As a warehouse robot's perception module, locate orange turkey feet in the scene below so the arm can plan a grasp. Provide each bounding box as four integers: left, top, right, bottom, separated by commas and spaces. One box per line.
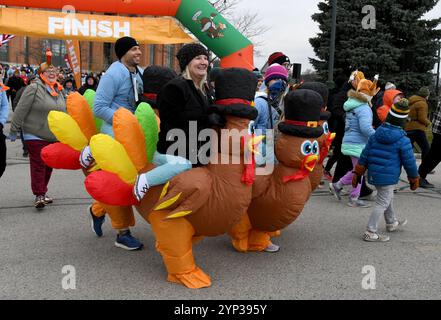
229, 214, 252, 253
149, 210, 211, 289
167, 267, 212, 289
248, 229, 271, 252
268, 230, 281, 238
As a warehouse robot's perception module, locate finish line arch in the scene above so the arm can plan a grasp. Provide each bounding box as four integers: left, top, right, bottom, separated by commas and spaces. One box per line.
1, 0, 254, 69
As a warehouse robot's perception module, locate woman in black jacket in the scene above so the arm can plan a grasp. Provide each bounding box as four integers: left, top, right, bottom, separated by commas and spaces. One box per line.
157, 43, 212, 167
78, 74, 98, 95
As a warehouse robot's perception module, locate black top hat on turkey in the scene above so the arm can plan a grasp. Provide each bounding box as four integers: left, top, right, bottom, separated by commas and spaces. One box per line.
210, 68, 258, 120
142, 66, 177, 109
279, 89, 324, 138
298, 82, 331, 121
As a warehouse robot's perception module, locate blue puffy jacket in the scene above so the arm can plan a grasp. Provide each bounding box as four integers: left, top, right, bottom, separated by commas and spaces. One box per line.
358, 123, 418, 186
341, 90, 376, 157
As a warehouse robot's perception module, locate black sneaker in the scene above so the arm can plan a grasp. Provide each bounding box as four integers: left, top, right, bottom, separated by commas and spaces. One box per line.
34, 195, 46, 209
420, 178, 435, 189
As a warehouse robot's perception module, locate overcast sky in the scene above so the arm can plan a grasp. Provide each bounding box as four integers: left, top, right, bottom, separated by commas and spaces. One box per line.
234, 0, 441, 71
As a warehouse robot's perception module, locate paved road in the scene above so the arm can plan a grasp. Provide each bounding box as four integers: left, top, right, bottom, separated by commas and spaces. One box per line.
1, 124, 441, 300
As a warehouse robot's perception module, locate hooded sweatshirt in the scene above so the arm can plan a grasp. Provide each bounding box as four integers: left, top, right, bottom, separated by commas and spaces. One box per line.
341, 90, 376, 158
376, 89, 403, 123
358, 123, 418, 186
405, 95, 431, 132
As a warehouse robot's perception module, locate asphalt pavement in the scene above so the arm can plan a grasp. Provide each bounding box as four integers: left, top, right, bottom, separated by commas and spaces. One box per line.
1, 122, 441, 300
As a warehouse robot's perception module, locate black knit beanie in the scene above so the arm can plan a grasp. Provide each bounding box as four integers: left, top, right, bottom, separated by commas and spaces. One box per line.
176, 43, 209, 72
115, 36, 139, 60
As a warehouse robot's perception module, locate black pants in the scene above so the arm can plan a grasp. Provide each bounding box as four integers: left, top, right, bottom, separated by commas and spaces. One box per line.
418, 133, 441, 178
332, 154, 372, 197
0, 126, 6, 178
406, 130, 430, 160
324, 141, 342, 172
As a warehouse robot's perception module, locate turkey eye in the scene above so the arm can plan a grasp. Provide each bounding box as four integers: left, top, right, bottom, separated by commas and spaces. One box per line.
312, 141, 319, 155
323, 122, 329, 134
248, 120, 255, 134
301, 141, 313, 156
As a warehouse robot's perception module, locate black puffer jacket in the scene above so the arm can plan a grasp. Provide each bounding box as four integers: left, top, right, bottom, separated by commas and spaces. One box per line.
157, 76, 211, 166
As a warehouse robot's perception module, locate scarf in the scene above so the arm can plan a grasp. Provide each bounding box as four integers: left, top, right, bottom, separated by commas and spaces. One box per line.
39, 74, 63, 97
0, 83, 10, 92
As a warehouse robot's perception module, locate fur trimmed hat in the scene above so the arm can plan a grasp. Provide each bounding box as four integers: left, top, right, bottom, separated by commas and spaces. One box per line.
357, 79, 380, 97
176, 43, 209, 72
386, 98, 410, 128
348, 70, 365, 89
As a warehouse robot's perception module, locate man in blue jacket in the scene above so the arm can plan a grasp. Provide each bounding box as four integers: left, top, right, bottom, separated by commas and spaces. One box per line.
1, 65, 10, 178
80, 36, 144, 251
352, 98, 419, 242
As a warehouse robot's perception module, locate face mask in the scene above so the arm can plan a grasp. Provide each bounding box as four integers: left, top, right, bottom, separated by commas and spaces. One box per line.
268, 80, 286, 100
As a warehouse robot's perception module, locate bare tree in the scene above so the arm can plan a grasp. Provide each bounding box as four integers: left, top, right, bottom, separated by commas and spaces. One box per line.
209, 0, 269, 57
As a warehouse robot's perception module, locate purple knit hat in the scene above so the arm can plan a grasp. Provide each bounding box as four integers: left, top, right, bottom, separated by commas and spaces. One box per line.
264, 63, 289, 85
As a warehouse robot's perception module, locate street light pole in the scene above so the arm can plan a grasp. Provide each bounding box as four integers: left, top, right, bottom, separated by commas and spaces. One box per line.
328, 0, 337, 83
436, 43, 440, 95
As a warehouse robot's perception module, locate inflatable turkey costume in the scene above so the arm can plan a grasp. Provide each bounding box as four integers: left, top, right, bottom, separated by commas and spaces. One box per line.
298, 82, 336, 191
40, 91, 138, 231
229, 89, 325, 252
85, 68, 261, 289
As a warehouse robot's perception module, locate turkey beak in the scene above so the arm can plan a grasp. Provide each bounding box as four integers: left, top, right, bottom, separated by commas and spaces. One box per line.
304, 154, 319, 172
248, 135, 265, 155
329, 132, 336, 141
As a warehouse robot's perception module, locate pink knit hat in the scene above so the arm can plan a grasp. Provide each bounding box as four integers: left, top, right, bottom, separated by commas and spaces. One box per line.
264, 63, 289, 85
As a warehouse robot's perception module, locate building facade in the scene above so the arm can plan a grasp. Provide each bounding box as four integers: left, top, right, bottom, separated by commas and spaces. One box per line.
0, 36, 183, 73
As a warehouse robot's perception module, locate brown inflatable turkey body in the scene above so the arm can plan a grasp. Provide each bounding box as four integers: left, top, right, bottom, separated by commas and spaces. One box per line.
296, 82, 335, 191
230, 89, 325, 252
116, 68, 259, 289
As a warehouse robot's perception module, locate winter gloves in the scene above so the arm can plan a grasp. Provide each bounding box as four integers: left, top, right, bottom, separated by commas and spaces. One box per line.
352, 164, 366, 188
408, 177, 420, 191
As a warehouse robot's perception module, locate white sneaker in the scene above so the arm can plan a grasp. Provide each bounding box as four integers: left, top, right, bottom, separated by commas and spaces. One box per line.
386, 219, 407, 232
363, 231, 390, 242
329, 183, 342, 200
347, 197, 371, 208
263, 242, 280, 253
79, 146, 94, 169
134, 174, 149, 202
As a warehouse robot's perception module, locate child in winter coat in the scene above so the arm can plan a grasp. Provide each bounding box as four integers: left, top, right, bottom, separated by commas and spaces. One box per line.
329, 78, 379, 207
352, 98, 419, 242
